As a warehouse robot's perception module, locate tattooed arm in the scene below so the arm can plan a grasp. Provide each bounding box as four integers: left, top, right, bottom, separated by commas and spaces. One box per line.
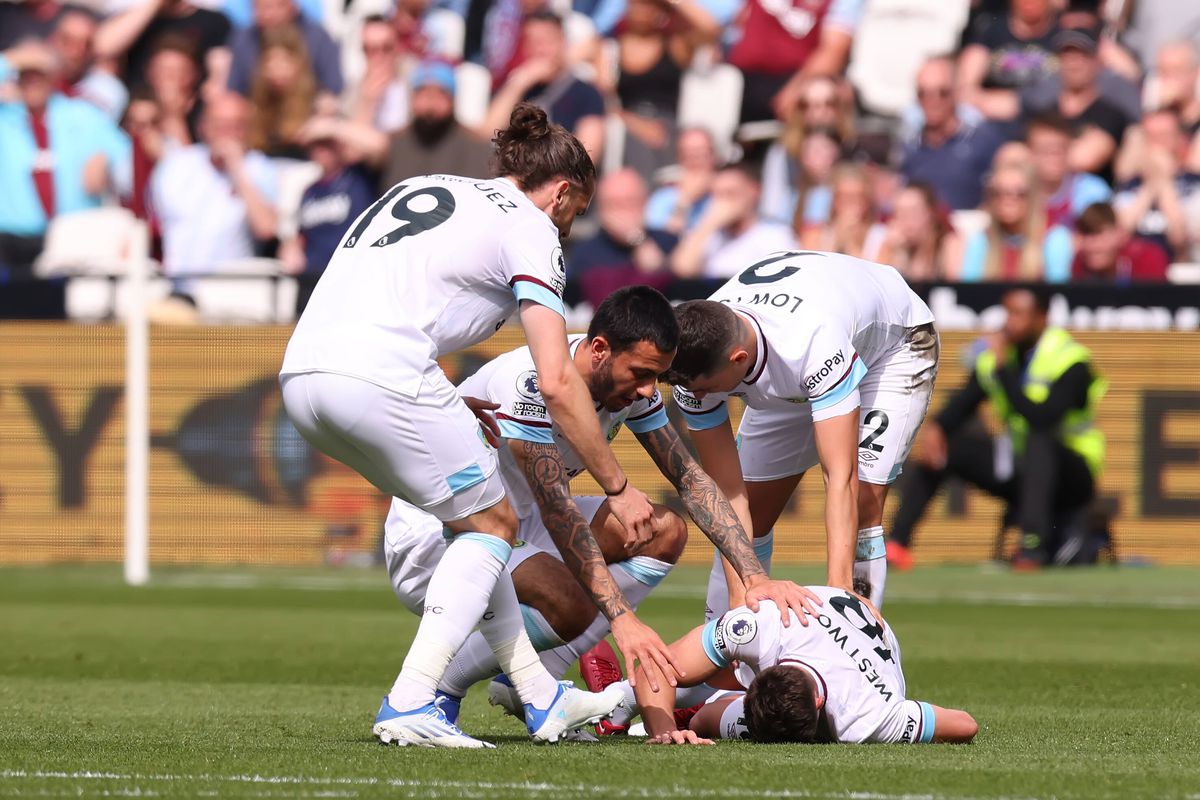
636, 422, 823, 625
634, 424, 764, 584
513, 438, 683, 689
515, 438, 632, 621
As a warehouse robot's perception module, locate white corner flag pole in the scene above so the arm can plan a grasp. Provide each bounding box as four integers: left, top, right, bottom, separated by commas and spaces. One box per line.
124, 255, 150, 586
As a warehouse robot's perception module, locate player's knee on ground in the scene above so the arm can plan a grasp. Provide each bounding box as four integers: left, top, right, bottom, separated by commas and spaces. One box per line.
511, 553, 596, 642
642, 506, 688, 563
744, 665, 821, 744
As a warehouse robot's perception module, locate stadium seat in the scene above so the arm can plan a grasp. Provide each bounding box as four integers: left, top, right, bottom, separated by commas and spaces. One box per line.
426, 8, 466, 62
275, 160, 323, 241
455, 61, 493, 130
1167, 262, 1200, 284
679, 63, 744, 161
34, 207, 150, 278
847, 0, 970, 117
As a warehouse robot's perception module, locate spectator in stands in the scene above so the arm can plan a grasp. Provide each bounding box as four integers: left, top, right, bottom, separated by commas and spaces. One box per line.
1058, 0, 1140, 84
94, 0, 230, 96
594, 0, 718, 178
1154, 41, 1200, 137
0, 42, 130, 272
227, 0, 342, 101
761, 125, 838, 231
568, 167, 676, 308
345, 15, 411, 133
670, 162, 797, 279
378, 60, 492, 187
957, 0, 1060, 121
1113, 108, 1200, 262
280, 117, 374, 314
247, 25, 317, 159
1019, 26, 1133, 183
120, 87, 166, 223
901, 56, 1003, 211
40, 9, 129, 122
1072, 201, 1169, 283
1027, 112, 1111, 229
1121, 0, 1200, 75
727, 0, 864, 123
961, 162, 1072, 282
144, 34, 201, 146
0, 0, 72, 51
791, 75, 859, 154
484, 10, 605, 161
799, 162, 885, 260
150, 91, 279, 281
877, 183, 964, 282
644, 125, 717, 234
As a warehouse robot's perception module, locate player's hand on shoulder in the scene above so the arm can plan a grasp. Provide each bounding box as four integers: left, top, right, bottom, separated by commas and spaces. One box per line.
744, 578, 823, 627
646, 730, 714, 746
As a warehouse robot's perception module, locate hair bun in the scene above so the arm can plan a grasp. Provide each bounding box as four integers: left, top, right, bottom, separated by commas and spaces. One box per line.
506, 102, 551, 141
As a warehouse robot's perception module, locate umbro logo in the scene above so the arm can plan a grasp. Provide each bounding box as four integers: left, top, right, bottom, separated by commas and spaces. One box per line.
858, 451, 879, 462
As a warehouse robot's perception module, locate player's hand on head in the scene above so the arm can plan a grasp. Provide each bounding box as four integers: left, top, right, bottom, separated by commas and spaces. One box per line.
646, 730, 714, 746
607, 483, 654, 552
612, 613, 684, 692
462, 396, 501, 448
744, 579, 823, 627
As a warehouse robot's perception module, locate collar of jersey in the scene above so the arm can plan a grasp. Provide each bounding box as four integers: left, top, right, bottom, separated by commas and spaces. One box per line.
732, 308, 769, 386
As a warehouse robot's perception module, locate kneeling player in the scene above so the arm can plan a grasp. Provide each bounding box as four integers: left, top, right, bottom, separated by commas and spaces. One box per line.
387, 287, 819, 730
629, 588, 977, 745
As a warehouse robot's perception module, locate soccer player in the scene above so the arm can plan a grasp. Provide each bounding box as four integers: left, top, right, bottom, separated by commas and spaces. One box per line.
386, 286, 820, 728
631, 590, 978, 745
665, 250, 940, 613
279, 104, 665, 748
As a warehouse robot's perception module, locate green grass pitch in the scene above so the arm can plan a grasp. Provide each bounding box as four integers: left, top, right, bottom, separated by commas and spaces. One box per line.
2, 563, 1199, 799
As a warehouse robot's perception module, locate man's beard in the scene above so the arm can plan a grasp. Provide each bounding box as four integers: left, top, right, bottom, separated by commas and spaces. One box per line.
412, 114, 454, 147
589, 360, 622, 411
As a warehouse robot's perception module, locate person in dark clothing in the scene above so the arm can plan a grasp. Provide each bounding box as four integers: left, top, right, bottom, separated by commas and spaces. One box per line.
888, 287, 1106, 570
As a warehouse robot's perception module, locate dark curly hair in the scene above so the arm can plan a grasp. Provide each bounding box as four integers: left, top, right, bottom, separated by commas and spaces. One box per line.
491, 102, 596, 198
744, 665, 821, 744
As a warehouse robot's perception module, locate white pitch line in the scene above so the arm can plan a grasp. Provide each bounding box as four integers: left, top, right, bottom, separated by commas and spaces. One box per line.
0, 770, 1057, 800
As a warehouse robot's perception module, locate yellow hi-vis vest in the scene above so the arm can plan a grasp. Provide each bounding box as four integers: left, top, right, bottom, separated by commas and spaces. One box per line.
975, 327, 1107, 477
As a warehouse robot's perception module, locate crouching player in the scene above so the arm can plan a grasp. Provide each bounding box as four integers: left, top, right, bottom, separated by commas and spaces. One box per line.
631, 588, 978, 745
386, 287, 820, 731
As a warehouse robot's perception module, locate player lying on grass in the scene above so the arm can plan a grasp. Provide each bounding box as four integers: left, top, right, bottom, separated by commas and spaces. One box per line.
667, 250, 940, 614
386, 287, 820, 734
625, 588, 977, 745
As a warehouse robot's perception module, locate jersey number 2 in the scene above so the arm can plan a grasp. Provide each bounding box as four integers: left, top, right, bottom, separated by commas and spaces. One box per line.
342, 183, 456, 249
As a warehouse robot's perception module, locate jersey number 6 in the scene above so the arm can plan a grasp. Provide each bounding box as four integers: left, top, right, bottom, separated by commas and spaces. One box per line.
342, 183, 457, 249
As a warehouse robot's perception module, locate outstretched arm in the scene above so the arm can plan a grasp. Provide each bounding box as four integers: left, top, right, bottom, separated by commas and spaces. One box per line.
514, 438, 681, 691
633, 626, 722, 738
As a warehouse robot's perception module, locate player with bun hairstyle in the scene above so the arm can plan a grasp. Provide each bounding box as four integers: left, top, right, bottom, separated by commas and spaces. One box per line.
280, 103, 677, 748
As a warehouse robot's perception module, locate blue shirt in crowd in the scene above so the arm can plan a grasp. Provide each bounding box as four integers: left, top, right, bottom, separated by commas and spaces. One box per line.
901, 121, 1005, 211
297, 167, 375, 272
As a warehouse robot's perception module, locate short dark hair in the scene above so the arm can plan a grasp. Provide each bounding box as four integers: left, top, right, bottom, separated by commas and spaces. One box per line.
744, 665, 821, 744
1026, 110, 1073, 140
587, 286, 679, 355
718, 160, 762, 185
662, 300, 741, 385
491, 103, 596, 198
522, 8, 564, 27
1075, 201, 1117, 234
1003, 284, 1052, 314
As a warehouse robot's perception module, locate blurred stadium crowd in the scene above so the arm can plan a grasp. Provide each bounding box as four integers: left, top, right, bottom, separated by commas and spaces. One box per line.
2, 0, 1199, 320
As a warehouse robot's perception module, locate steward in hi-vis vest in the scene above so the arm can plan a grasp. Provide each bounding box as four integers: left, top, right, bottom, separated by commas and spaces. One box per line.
888, 287, 1105, 569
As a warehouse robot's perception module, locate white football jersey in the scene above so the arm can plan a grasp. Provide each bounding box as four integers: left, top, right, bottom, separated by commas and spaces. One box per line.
673, 250, 933, 428
457, 335, 669, 518
702, 590, 936, 744
281, 175, 567, 396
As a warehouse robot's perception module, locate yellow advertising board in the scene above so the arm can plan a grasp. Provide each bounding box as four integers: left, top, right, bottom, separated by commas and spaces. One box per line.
0, 323, 1197, 566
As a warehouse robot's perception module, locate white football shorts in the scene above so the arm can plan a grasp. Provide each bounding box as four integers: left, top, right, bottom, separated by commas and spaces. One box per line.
383, 495, 607, 615
280, 366, 504, 522
737, 324, 940, 486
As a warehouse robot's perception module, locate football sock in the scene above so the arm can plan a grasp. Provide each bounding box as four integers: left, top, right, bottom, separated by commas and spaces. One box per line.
387, 532, 510, 712
437, 604, 565, 698
477, 570, 560, 708
705, 530, 774, 621
853, 525, 887, 607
